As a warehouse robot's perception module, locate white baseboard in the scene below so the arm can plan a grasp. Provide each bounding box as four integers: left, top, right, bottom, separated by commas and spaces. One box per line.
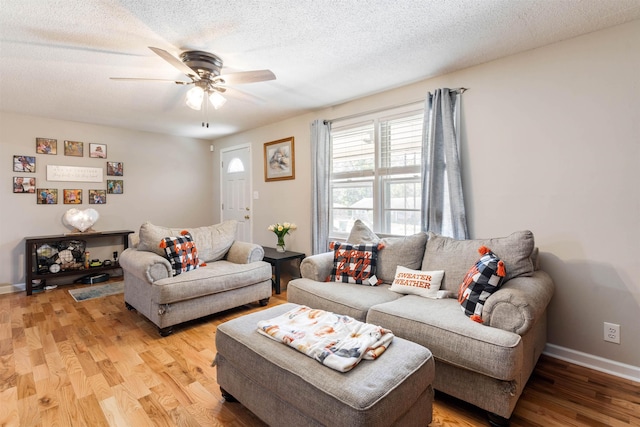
0, 282, 25, 295
544, 343, 640, 383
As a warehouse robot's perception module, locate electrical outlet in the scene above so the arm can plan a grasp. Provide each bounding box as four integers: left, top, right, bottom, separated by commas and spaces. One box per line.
604, 322, 620, 344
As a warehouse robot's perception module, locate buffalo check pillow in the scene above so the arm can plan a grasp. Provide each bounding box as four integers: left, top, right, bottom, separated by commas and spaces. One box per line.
326, 242, 384, 285
457, 246, 506, 323
159, 231, 200, 276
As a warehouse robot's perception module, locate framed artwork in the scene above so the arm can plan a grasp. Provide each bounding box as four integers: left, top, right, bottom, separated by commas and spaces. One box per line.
13, 155, 36, 172
264, 136, 295, 182
89, 189, 106, 204
107, 179, 123, 194
37, 188, 58, 204
89, 143, 107, 158
63, 189, 82, 204
106, 161, 123, 176
64, 140, 84, 157
13, 177, 36, 193
36, 138, 57, 155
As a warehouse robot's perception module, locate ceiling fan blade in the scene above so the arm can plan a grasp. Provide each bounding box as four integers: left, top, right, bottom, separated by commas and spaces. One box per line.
216, 70, 276, 85
222, 87, 266, 105
148, 46, 200, 80
110, 77, 190, 85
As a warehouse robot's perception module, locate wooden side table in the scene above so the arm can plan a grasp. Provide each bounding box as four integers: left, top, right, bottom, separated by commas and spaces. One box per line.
262, 247, 305, 294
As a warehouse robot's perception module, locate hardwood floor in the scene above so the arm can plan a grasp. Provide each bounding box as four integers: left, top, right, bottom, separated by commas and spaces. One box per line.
1, 280, 638, 426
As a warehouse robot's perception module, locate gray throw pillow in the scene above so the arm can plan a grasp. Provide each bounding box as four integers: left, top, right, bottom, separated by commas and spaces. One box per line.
421, 230, 535, 292
347, 219, 428, 284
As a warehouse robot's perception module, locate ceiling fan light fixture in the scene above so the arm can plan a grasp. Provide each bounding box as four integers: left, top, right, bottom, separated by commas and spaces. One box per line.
209, 91, 227, 109
186, 85, 205, 110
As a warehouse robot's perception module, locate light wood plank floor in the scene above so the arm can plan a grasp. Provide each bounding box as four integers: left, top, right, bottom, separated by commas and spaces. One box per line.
1, 280, 638, 426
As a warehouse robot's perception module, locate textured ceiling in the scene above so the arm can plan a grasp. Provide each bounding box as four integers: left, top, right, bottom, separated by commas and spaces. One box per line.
1, 1, 640, 139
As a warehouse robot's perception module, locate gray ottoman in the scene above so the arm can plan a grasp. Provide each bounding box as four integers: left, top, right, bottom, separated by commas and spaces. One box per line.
215, 303, 434, 427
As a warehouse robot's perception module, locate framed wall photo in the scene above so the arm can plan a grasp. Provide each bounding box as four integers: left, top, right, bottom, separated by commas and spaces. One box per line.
264, 136, 295, 182
37, 188, 58, 204
107, 179, 123, 194
36, 138, 57, 155
106, 161, 123, 176
13, 177, 36, 193
89, 143, 107, 158
13, 155, 36, 172
64, 140, 84, 157
89, 189, 106, 204
63, 189, 82, 204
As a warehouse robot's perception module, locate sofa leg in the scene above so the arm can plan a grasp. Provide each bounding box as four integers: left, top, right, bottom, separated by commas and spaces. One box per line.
259, 297, 270, 307
487, 412, 510, 427
220, 387, 238, 402
159, 326, 173, 337
125, 302, 135, 311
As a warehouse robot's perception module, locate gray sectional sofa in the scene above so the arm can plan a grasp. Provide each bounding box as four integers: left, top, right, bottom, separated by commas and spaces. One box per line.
120, 220, 272, 336
288, 221, 554, 423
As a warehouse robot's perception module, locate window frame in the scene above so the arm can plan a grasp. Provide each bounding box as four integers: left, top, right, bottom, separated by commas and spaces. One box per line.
329, 103, 424, 239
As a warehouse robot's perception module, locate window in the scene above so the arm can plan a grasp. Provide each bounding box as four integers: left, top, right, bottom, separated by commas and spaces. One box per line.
329, 105, 424, 237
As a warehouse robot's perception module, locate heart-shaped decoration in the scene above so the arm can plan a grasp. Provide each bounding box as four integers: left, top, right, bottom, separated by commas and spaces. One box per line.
63, 208, 99, 232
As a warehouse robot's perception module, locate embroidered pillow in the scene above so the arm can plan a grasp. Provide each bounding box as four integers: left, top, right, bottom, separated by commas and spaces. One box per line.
160, 231, 200, 276
389, 266, 444, 298
458, 246, 506, 323
326, 242, 383, 285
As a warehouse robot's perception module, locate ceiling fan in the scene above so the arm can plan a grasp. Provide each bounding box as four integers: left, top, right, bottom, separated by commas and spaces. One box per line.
111, 47, 276, 115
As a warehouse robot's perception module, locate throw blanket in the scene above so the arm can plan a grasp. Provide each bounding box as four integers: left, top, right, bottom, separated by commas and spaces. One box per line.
257, 305, 394, 372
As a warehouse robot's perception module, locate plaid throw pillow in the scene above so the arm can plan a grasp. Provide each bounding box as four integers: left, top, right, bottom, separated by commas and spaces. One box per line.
326, 242, 384, 285
458, 246, 506, 323
159, 231, 200, 276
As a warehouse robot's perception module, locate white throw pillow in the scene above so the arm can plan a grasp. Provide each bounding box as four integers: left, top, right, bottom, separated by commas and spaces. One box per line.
389, 266, 444, 299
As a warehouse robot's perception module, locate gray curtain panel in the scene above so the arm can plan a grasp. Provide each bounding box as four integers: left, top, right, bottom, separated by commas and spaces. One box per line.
421, 89, 468, 239
311, 119, 331, 254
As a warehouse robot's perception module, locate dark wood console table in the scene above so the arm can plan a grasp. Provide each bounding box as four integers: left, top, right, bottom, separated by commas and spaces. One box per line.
25, 230, 133, 296
262, 247, 306, 294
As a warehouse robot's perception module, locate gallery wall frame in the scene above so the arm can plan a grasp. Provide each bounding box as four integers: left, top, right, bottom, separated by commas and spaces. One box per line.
264, 136, 295, 182
13, 177, 36, 193
64, 140, 84, 157
89, 143, 107, 158
13, 155, 36, 172
36, 138, 57, 155
47, 165, 103, 182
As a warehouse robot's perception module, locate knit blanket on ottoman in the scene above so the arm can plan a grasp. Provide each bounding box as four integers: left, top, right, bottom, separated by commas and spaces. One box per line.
257, 305, 394, 372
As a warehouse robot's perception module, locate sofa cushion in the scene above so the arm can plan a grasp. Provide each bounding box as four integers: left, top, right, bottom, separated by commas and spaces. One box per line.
367, 296, 523, 381
347, 219, 428, 284
390, 266, 444, 299
287, 278, 403, 322
422, 230, 535, 292
188, 220, 237, 262
137, 220, 238, 262
160, 232, 200, 276
327, 242, 383, 285
458, 246, 506, 323
152, 260, 271, 304
138, 222, 177, 257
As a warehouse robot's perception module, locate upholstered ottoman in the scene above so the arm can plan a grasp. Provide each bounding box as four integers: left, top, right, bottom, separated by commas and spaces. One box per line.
215, 303, 435, 427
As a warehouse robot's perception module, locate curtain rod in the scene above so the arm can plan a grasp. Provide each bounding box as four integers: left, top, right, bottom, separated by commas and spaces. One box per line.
324, 87, 467, 125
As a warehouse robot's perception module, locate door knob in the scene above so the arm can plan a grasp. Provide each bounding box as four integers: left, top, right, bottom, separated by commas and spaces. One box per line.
244, 215, 250, 219
245, 207, 250, 211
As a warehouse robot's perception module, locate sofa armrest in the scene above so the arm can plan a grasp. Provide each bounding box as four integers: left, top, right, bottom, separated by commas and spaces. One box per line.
119, 247, 171, 283
482, 270, 555, 335
300, 251, 334, 282
225, 241, 264, 264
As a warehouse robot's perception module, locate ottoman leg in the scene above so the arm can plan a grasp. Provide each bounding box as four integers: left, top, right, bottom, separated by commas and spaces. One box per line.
220, 387, 238, 402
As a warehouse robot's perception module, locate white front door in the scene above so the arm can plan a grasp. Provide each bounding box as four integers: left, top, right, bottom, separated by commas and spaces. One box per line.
221, 145, 252, 241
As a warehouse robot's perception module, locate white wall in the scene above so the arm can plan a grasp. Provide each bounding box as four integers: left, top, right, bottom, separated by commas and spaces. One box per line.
0, 114, 215, 286
212, 21, 640, 369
